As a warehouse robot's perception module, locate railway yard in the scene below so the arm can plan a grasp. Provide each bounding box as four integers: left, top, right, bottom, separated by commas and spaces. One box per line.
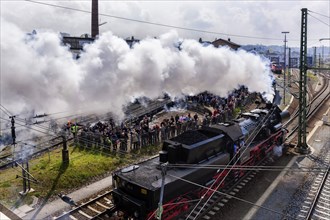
1, 2, 330, 219
0, 69, 328, 220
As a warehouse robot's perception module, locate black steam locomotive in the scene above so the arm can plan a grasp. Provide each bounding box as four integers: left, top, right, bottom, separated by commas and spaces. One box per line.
112, 98, 289, 219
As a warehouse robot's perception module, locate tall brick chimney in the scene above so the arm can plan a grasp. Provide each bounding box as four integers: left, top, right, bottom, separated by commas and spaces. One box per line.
91, 0, 99, 38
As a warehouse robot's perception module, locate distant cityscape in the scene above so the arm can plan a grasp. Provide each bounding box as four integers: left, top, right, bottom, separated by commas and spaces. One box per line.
242, 44, 330, 68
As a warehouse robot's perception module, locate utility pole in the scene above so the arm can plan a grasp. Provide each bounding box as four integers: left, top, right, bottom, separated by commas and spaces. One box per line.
296, 8, 310, 154
282, 31, 289, 105
62, 135, 69, 163
156, 162, 167, 220
9, 115, 17, 160
9, 116, 16, 145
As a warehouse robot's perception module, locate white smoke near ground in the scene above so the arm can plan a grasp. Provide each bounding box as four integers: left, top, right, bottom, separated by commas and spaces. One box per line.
1, 18, 273, 123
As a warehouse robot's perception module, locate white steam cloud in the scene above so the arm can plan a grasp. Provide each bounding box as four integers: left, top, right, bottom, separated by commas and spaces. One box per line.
1, 18, 273, 120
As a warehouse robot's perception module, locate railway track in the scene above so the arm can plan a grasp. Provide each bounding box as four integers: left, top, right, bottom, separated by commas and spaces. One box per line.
61, 76, 327, 220
54, 190, 116, 220
124, 98, 173, 123
284, 72, 329, 143
52, 143, 280, 220
190, 73, 329, 220
0, 98, 172, 171
297, 149, 330, 220
178, 157, 274, 220
18, 73, 330, 220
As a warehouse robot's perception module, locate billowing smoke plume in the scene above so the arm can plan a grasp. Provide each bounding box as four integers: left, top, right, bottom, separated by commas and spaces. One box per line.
1, 18, 273, 121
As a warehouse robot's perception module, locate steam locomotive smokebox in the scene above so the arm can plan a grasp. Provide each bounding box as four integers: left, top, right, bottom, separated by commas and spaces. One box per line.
159, 151, 168, 163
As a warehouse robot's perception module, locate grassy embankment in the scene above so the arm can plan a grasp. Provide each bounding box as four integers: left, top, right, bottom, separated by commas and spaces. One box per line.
0, 143, 161, 208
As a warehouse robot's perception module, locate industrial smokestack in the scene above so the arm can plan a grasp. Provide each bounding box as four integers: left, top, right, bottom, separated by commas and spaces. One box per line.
91, 0, 99, 38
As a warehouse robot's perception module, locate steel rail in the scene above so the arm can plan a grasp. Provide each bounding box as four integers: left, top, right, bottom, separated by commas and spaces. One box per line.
305, 153, 330, 220
54, 190, 115, 220
284, 74, 329, 141
180, 157, 280, 220
189, 73, 329, 220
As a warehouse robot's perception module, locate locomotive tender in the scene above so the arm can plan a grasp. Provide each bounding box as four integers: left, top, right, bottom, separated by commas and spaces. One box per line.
112, 99, 289, 219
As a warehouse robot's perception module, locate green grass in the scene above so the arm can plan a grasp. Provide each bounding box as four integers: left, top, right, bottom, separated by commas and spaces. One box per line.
307, 71, 318, 80
0, 144, 160, 207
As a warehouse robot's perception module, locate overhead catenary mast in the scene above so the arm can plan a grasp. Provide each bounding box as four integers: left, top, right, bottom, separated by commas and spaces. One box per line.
296, 8, 309, 154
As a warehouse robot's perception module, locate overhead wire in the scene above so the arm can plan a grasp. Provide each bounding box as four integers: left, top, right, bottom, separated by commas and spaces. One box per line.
0, 117, 57, 137
15, 117, 56, 133
1, 107, 143, 161
5, 1, 324, 209
308, 10, 330, 19
166, 172, 297, 219
1, 110, 104, 140
186, 107, 278, 219
5, 1, 321, 214
75, 133, 157, 159
4, 0, 329, 217
166, 164, 329, 173
0, 106, 12, 117
4, 126, 322, 219
3, 112, 306, 219
308, 13, 330, 27
24, 0, 286, 42
146, 198, 201, 220
7, 124, 148, 160
6, 139, 151, 196
1, 101, 120, 135
4, 132, 119, 165
0, 105, 62, 134
10, 102, 126, 135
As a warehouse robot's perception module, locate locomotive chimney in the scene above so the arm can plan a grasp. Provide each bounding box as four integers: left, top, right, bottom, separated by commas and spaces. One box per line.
91, 0, 99, 38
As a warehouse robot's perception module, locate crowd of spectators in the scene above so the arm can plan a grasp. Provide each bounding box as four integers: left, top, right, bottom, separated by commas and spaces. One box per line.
191, 87, 257, 126
73, 86, 256, 153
